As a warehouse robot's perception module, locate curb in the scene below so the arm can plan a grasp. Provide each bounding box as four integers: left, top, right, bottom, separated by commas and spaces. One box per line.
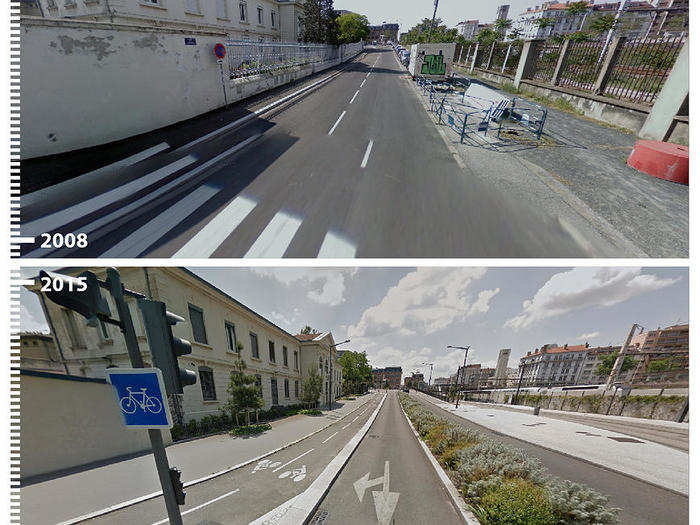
399, 398, 481, 525
56, 395, 377, 525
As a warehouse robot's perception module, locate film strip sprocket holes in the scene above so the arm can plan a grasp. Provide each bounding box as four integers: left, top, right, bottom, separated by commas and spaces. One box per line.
10, 1, 22, 260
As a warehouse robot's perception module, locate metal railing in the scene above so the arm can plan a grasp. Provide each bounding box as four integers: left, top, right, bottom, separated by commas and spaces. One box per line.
603, 36, 685, 105
557, 39, 606, 91
483, 41, 523, 77
225, 41, 338, 79
530, 39, 563, 82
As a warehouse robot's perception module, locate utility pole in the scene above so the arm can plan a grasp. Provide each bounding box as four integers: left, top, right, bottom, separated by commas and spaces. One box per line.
420, 362, 434, 386
448, 345, 469, 408
605, 323, 641, 390
427, 0, 439, 43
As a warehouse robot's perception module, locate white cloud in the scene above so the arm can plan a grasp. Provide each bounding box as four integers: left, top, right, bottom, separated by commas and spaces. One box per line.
348, 268, 498, 338
506, 267, 680, 330
577, 331, 600, 340
251, 268, 354, 306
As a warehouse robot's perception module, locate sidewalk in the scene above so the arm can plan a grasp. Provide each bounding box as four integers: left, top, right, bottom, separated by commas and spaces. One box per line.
414, 391, 688, 496
21, 395, 375, 525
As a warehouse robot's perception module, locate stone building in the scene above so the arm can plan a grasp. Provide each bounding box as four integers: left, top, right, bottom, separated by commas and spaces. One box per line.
372, 366, 402, 389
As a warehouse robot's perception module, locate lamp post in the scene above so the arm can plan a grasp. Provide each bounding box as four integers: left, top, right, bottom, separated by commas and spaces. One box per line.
328, 339, 350, 409
427, 0, 439, 43
448, 345, 470, 408
420, 362, 434, 387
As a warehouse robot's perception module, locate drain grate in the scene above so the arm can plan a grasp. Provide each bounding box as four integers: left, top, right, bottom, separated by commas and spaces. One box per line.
608, 436, 644, 443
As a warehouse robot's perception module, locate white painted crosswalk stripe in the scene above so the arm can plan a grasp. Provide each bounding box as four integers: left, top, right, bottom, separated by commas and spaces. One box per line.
318, 231, 356, 258
174, 195, 257, 258
244, 210, 302, 258
22, 155, 197, 238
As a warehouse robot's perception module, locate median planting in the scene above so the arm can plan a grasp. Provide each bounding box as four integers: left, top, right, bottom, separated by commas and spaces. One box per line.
399, 394, 619, 525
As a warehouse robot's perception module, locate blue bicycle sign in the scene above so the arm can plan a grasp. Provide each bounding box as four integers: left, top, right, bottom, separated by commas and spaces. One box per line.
106, 368, 173, 429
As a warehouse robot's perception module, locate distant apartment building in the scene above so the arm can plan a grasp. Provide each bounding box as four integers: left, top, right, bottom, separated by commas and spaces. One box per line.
31, 0, 306, 42
496, 348, 511, 380
369, 23, 399, 43
25, 267, 342, 422
372, 366, 402, 389
19, 332, 67, 374
628, 324, 689, 383
519, 343, 597, 385
457, 19, 480, 40
497, 4, 511, 21
404, 372, 425, 389
512, 1, 664, 40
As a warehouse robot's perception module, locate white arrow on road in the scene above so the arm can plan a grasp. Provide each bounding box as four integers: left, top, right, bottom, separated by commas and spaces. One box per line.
353, 461, 400, 525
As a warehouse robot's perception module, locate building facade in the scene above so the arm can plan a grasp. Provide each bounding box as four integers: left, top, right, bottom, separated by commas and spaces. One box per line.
495, 348, 511, 380
19, 332, 67, 374
497, 5, 511, 21
33, 0, 304, 42
457, 19, 479, 40
27, 267, 341, 422
296, 331, 343, 407
372, 366, 402, 389
369, 23, 399, 43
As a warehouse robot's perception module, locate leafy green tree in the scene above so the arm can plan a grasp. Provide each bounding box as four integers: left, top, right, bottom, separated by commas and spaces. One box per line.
475, 28, 498, 45
536, 17, 556, 30
401, 18, 458, 45
596, 352, 636, 378
567, 1, 591, 31
300, 325, 317, 335
339, 350, 372, 395
568, 30, 591, 42
591, 14, 619, 34
301, 368, 323, 407
508, 28, 523, 41
224, 358, 263, 426
300, 0, 335, 44
494, 18, 513, 39
336, 12, 370, 44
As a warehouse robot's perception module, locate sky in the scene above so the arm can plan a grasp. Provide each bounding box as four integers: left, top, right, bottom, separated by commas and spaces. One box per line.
20, 266, 688, 381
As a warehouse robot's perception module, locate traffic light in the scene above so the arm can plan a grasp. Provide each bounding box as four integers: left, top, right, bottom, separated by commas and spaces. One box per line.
169, 468, 186, 505
39, 270, 110, 327
137, 298, 197, 395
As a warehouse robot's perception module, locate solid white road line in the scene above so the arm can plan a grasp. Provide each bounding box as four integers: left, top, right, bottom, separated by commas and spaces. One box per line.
321, 431, 339, 444
244, 210, 303, 258
317, 231, 357, 258
349, 90, 360, 104
272, 449, 314, 473
20, 142, 170, 209
342, 421, 353, 430
360, 140, 374, 169
22, 155, 197, 238
151, 489, 241, 525
174, 195, 257, 258
328, 111, 347, 135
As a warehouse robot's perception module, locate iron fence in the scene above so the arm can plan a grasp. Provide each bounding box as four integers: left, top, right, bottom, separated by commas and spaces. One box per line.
557, 39, 606, 91
224, 41, 338, 79
530, 39, 563, 82
602, 36, 685, 105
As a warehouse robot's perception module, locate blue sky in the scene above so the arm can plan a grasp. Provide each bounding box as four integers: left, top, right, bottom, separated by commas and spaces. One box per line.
20, 267, 688, 381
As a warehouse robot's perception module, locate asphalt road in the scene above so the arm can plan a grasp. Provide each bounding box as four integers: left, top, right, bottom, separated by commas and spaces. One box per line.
409, 392, 688, 525
20, 47, 588, 258
85, 393, 384, 524
314, 390, 463, 525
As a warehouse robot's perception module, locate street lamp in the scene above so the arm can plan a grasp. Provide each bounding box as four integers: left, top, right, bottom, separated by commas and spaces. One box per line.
427, 0, 440, 43
328, 339, 350, 409
447, 345, 470, 408
420, 362, 434, 386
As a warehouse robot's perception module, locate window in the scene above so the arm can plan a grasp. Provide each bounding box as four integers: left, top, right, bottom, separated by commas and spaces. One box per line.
62, 309, 86, 349
199, 367, 217, 401
185, 0, 200, 14
283, 346, 288, 367
257, 6, 263, 24
294, 380, 299, 398
294, 350, 298, 370
284, 378, 290, 398
217, 0, 228, 19
97, 320, 111, 343
225, 322, 237, 353
239, 1, 247, 22
188, 304, 207, 344
271, 11, 276, 28
269, 341, 276, 363
250, 332, 259, 359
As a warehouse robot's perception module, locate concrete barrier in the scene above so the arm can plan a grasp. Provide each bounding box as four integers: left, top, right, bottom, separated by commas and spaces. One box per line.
20, 17, 362, 159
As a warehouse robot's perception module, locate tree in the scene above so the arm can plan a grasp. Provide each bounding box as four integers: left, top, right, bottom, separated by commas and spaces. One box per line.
300, 325, 317, 335
301, 368, 323, 407
596, 352, 636, 378
494, 18, 513, 39
336, 12, 370, 44
567, 1, 591, 31
338, 350, 372, 395
568, 30, 591, 42
300, 0, 335, 44
475, 28, 498, 45
508, 28, 523, 41
401, 17, 458, 45
536, 17, 556, 30
591, 14, 619, 34
224, 358, 263, 426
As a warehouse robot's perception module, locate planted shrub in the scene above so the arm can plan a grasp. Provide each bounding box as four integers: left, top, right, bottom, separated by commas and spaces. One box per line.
230, 423, 272, 436
476, 478, 556, 525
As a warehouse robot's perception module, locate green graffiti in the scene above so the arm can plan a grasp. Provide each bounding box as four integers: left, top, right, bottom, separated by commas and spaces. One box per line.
421, 54, 446, 75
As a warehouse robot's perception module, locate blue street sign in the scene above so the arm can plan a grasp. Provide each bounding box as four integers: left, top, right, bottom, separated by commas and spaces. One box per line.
106, 368, 173, 429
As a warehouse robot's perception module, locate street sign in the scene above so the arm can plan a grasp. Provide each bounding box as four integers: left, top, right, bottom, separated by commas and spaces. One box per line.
214, 43, 227, 59
185, 37, 197, 45
106, 368, 173, 429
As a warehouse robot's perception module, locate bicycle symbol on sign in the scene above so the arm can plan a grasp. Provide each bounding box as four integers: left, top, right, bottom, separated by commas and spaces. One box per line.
119, 387, 163, 414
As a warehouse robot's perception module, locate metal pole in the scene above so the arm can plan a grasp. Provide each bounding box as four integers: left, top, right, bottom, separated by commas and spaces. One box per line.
605, 323, 639, 389
427, 0, 439, 43
513, 366, 525, 405
105, 269, 183, 525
